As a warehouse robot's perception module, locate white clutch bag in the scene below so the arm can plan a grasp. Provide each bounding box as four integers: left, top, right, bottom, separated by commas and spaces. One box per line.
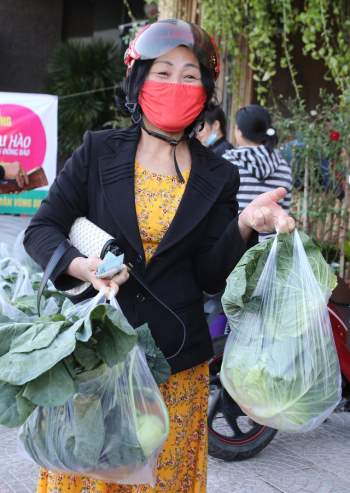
66, 217, 115, 296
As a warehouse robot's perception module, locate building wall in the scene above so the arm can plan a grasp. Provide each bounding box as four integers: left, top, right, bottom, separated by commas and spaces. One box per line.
0, 0, 146, 94
62, 0, 137, 40
0, 0, 64, 93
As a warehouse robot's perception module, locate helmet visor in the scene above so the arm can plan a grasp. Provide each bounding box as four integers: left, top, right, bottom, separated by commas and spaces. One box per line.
126, 19, 219, 79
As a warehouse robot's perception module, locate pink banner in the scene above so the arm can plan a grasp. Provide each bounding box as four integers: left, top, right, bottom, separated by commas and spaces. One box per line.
0, 104, 47, 173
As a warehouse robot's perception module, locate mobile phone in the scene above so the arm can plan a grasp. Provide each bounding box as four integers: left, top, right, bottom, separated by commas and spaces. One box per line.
96, 251, 125, 279
96, 264, 124, 279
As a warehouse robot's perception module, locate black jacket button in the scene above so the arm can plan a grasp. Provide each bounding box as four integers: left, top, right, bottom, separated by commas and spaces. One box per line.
136, 254, 143, 264
136, 293, 146, 302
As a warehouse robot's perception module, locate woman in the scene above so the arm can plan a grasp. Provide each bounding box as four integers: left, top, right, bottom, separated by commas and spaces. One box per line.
24, 20, 294, 493
197, 102, 233, 156
223, 105, 293, 231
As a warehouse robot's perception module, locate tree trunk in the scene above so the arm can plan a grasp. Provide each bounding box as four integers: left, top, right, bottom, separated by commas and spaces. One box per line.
158, 0, 178, 19
302, 157, 309, 232
158, 0, 199, 22
339, 150, 350, 278
227, 37, 253, 142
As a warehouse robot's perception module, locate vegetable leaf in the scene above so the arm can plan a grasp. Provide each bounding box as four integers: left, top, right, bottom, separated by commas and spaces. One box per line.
0, 381, 35, 427
0, 324, 77, 385
136, 324, 171, 384
10, 320, 63, 353
90, 305, 137, 367
23, 361, 76, 407
74, 342, 102, 371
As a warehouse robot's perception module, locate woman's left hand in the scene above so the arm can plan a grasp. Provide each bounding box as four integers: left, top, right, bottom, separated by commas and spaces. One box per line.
238, 187, 295, 240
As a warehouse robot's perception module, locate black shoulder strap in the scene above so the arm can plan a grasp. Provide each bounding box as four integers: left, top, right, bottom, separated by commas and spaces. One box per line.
37, 239, 71, 316
127, 265, 186, 360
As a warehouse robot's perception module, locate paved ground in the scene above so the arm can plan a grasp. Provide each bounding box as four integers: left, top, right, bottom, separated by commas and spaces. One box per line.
1, 214, 30, 246
0, 215, 350, 493
2, 413, 350, 493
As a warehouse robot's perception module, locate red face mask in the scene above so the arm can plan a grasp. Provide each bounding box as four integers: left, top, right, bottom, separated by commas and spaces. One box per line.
138, 80, 207, 133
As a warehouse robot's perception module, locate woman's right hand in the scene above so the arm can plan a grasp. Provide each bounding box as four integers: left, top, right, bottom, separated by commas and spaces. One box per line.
67, 257, 130, 297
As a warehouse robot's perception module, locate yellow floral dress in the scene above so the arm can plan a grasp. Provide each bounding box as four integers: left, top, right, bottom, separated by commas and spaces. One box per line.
37, 160, 209, 493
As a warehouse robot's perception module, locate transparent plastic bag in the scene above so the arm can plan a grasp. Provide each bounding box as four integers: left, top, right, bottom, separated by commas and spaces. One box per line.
0, 255, 59, 321
18, 293, 169, 485
0, 231, 40, 271
61, 290, 123, 328
221, 231, 341, 432
0, 257, 34, 300
0, 256, 36, 322
0, 231, 41, 320
61, 289, 107, 320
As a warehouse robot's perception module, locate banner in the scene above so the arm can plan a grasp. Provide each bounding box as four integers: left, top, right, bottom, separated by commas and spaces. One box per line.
0, 92, 57, 214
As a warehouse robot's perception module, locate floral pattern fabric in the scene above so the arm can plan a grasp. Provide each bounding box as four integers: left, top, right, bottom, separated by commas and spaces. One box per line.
37, 160, 209, 493
134, 159, 190, 263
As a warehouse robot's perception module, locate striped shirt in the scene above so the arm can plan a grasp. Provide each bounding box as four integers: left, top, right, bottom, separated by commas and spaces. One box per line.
223, 145, 292, 240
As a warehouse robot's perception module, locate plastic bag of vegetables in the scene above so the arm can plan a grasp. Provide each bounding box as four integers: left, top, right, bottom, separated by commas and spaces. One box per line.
14, 294, 169, 485
221, 231, 341, 432
0, 246, 58, 323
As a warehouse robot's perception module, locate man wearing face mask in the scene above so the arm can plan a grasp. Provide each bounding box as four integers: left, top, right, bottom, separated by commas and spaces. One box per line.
24, 19, 295, 493
197, 102, 233, 156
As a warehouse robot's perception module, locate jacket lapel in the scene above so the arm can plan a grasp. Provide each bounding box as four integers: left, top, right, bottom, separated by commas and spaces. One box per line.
151, 140, 228, 260
98, 125, 144, 257
99, 127, 228, 262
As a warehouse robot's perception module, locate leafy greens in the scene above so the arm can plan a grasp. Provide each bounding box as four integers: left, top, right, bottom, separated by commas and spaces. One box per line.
221, 232, 341, 432
0, 256, 171, 478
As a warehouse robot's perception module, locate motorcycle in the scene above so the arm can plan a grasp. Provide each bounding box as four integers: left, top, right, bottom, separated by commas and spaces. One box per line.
205, 276, 350, 461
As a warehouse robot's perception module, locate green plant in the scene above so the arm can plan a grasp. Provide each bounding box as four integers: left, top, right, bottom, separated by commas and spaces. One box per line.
272, 91, 350, 277
201, 0, 278, 101
274, 0, 301, 102
47, 40, 124, 158
299, 1, 350, 96
201, 0, 350, 104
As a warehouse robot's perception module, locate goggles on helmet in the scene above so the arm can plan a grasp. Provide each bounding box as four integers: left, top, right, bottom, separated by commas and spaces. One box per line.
124, 19, 220, 80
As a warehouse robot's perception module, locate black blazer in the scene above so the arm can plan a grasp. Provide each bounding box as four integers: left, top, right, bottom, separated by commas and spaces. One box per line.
24, 125, 252, 374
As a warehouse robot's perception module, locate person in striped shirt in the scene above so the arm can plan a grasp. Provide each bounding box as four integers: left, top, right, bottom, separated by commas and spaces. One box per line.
223, 104, 292, 240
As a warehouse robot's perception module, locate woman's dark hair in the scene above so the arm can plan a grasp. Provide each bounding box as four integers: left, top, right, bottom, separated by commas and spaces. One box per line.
204, 102, 228, 138
235, 104, 278, 152
115, 58, 216, 133
115, 59, 153, 119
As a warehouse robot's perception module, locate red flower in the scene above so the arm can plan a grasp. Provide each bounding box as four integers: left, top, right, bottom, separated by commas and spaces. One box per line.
330, 130, 341, 142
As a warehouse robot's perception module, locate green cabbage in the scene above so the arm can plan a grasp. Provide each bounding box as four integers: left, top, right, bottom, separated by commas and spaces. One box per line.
221, 232, 341, 432
136, 414, 168, 457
